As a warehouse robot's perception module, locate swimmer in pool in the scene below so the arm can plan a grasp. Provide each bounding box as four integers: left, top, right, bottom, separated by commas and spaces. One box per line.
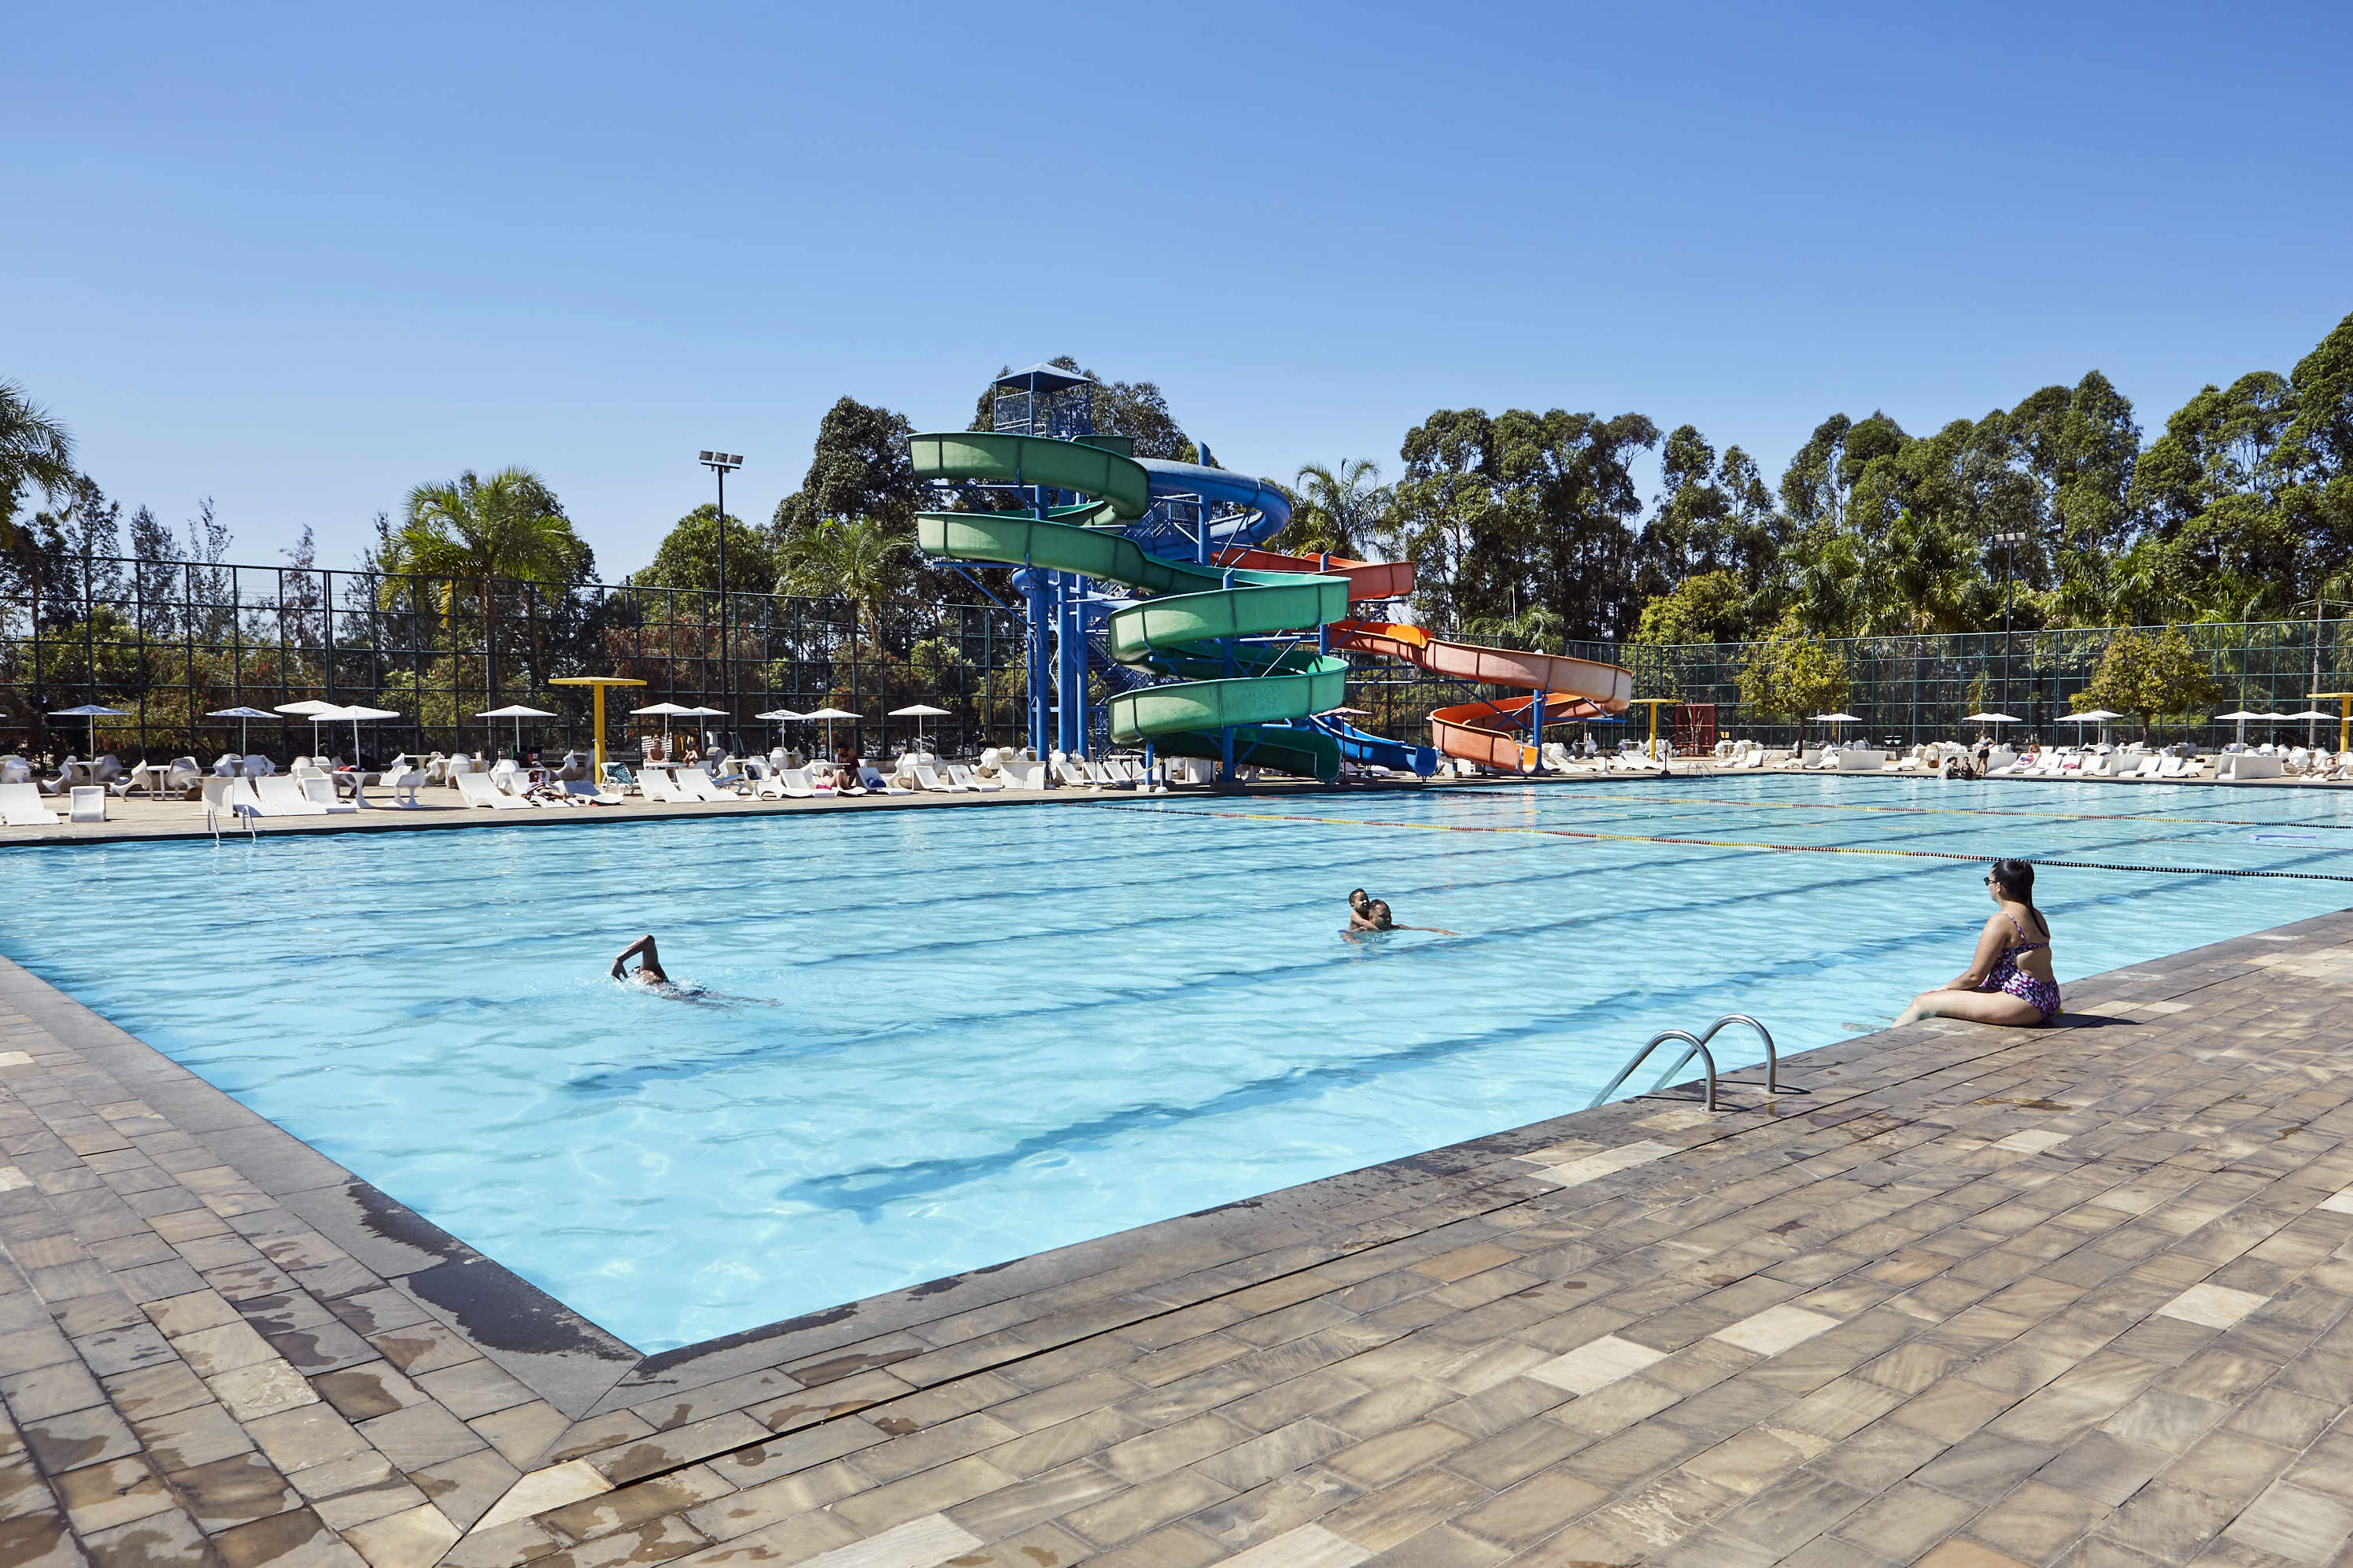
610, 935, 777, 1007
1347, 888, 1376, 928
1346, 898, 1460, 937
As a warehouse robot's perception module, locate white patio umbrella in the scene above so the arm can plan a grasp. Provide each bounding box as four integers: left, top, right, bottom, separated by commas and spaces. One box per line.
2213, 709, 2265, 747
477, 703, 556, 759
752, 708, 804, 751
2283, 708, 2336, 747
316, 705, 401, 766
889, 703, 952, 752
1809, 712, 1860, 749
48, 703, 129, 758
207, 706, 277, 754
803, 707, 859, 753
2059, 709, 2123, 743
630, 701, 696, 752
1962, 711, 2021, 724
275, 698, 342, 755
674, 705, 732, 756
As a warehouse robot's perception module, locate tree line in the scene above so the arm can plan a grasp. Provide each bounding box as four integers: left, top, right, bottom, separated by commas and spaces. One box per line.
7, 308, 2348, 655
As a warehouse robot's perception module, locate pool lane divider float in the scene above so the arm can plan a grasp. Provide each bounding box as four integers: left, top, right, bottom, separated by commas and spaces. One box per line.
1519, 788, 2353, 834
908, 430, 1634, 780
1098, 803, 2353, 884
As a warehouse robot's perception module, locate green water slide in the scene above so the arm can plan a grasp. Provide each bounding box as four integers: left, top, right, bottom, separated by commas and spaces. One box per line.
909, 433, 1352, 780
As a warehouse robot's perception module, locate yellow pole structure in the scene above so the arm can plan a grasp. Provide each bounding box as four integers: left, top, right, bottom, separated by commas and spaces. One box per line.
2311, 692, 2353, 754
1631, 698, 1675, 760
551, 677, 645, 777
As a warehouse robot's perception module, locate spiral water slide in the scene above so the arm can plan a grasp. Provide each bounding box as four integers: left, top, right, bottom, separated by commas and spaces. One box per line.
909, 433, 1353, 780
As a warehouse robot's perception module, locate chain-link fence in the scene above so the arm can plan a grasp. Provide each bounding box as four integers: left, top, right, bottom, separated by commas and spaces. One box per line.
1615, 622, 2348, 750
1333, 621, 2353, 753
2, 557, 1029, 765
15, 555, 2346, 766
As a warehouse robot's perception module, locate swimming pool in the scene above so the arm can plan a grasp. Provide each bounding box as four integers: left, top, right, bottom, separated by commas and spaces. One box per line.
4, 776, 2349, 1350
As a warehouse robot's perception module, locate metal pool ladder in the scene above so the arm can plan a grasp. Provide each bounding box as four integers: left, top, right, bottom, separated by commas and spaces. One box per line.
1587, 1013, 1782, 1113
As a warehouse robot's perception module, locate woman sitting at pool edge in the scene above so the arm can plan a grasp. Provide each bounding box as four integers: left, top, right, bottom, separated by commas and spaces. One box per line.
1896, 859, 2061, 1027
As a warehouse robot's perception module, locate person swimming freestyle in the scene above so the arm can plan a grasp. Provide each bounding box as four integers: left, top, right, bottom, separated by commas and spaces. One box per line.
610, 935, 777, 1008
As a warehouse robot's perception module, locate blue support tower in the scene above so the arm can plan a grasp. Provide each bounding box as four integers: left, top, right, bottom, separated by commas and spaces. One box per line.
989, 364, 1098, 761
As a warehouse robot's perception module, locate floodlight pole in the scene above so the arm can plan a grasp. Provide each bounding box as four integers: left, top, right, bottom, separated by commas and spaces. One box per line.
1993, 530, 2026, 721
699, 452, 743, 749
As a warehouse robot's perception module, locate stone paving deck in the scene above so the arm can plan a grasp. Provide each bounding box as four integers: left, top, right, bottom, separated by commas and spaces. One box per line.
2, 906, 2352, 1566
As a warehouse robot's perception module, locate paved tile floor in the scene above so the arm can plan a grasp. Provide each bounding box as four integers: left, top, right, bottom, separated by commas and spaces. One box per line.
3, 912, 2352, 1566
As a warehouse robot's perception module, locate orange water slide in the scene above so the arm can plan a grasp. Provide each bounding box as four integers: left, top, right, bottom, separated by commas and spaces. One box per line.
1328, 622, 1635, 771
1210, 547, 1416, 603
1209, 548, 1635, 773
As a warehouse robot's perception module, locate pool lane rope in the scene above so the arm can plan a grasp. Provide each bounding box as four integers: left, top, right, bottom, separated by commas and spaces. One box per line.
1478, 788, 2353, 835
1103, 803, 2353, 884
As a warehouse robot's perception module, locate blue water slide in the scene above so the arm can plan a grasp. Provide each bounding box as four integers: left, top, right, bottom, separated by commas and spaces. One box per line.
1261, 716, 1439, 777
1137, 459, 1292, 552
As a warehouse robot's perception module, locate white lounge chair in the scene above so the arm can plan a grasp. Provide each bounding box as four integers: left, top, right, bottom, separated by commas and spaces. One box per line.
562, 779, 624, 805
946, 763, 999, 792
909, 762, 962, 792
455, 772, 534, 810
67, 786, 106, 823
635, 769, 683, 802
858, 766, 913, 796
677, 767, 736, 802
778, 767, 817, 799
1051, 758, 1096, 788
254, 776, 329, 815
225, 777, 280, 816
299, 775, 357, 814
0, 783, 61, 825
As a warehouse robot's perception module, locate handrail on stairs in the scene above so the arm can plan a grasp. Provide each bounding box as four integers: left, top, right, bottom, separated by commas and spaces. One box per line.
1587, 1013, 1782, 1113
1590, 1029, 1720, 1112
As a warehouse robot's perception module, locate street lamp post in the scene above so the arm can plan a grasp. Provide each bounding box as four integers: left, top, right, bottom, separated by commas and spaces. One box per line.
1992, 529, 2027, 720
698, 450, 743, 747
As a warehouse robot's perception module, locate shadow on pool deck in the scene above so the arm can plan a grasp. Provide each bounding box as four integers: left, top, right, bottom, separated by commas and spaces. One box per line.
1, 913, 2351, 1564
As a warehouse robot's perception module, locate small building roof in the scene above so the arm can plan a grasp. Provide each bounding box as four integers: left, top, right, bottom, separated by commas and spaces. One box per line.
992, 363, 1093, 393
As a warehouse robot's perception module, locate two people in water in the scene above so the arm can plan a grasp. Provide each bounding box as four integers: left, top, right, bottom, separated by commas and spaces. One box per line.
1895, 858, 2062, 1027
1346, 887, 1458, 936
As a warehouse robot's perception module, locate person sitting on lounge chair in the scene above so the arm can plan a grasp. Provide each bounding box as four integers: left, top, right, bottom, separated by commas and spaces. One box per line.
831, 742, 860, 792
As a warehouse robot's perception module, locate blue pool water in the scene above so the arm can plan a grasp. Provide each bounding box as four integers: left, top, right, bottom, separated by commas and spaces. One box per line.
5, 776, 2351, 1351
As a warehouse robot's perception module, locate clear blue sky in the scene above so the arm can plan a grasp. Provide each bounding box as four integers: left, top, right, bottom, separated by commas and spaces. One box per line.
9, 1, 2348, 574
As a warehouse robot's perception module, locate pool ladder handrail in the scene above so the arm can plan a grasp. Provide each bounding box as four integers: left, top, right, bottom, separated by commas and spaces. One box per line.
1587, 1013, 1781, 1114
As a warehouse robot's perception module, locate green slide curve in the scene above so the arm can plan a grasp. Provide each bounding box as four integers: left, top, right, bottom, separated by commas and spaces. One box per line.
909, 433, 1351, 780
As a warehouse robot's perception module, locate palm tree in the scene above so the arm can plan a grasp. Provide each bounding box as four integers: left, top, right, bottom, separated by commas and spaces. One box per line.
778, 517, 913, 641
382, 467, 584, 613
381, 468, 586, 705
1281, 459, 1392, 559
1, 379, 76, 553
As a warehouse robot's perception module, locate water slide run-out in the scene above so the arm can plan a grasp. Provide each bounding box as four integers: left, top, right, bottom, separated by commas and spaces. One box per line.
910, 433, 1353, 780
